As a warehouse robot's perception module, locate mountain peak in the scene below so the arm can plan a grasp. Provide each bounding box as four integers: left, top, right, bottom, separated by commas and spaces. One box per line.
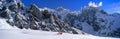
81, 6, 107, 15
0, 0, 120, 37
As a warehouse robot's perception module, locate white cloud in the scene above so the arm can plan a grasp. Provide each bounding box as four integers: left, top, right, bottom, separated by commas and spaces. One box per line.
99, 2, 103, 6
88, 1, 102, 7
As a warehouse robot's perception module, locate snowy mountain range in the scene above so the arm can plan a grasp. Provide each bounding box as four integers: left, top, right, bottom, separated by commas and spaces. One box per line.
0, 0, 120, 38
0, 18, 119, 39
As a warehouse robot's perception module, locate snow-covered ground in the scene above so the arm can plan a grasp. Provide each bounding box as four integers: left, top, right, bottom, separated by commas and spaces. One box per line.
0, 29, 119, 39
0, 19, 119, 39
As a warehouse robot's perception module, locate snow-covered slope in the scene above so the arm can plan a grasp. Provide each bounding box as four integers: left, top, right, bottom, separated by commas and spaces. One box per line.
0, 28, 119, 39
0, 18, 118, 39
58, 6, 120, 36
0, 0, 120, 38
0, 0, 78, 34
0, 18, 18, 29
0, 19, 13, 29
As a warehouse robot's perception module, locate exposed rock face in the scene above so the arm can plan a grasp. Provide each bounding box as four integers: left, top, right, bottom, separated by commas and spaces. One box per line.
57, 6, 120, 36
0, 0, 78, 34
29, 4, 43, 21
0, 0, 120, 37
80, 7, 101, 31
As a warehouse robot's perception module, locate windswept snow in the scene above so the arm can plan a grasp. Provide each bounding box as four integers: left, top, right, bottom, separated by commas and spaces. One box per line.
0, 29, 119, 39
0, 19, 18, 29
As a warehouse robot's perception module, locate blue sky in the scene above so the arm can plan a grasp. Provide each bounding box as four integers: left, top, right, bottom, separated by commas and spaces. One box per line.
21, 0, 120, 14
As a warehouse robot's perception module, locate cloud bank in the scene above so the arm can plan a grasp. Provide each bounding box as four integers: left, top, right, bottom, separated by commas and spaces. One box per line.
88, 2, 102, 7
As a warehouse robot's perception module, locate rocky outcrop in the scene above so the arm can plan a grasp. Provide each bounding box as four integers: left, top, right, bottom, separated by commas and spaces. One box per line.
29, 4, 43, 21
0, 0, 78, 34
0, 0, 120, 37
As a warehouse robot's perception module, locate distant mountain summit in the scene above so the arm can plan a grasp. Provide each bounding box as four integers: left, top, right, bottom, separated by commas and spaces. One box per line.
0, 0, 120, 37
